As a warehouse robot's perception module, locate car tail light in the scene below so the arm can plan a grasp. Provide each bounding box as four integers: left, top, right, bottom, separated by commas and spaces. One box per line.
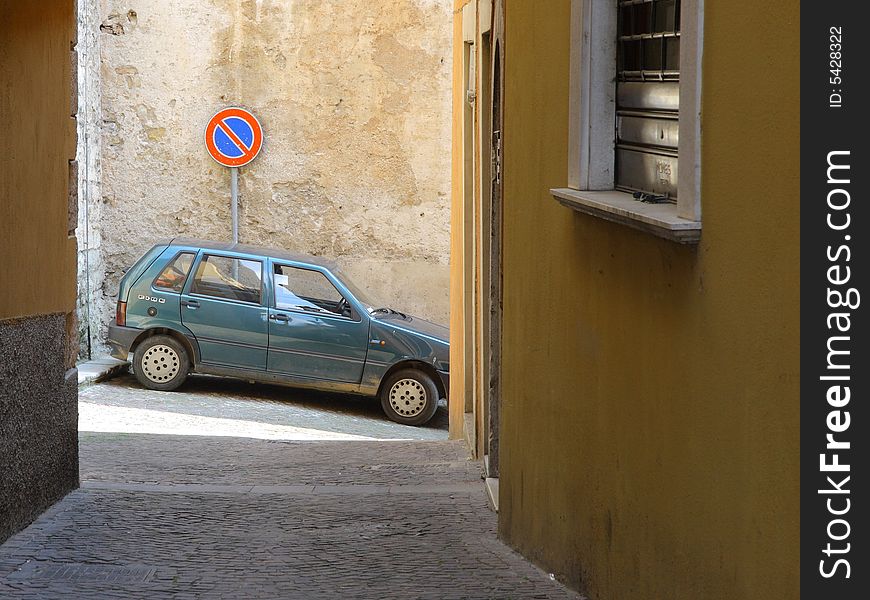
116, 301, 127, 326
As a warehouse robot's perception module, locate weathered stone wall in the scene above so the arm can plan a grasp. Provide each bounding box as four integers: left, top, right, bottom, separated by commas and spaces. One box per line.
77, 0, 106, 357
84, 0, 452, 353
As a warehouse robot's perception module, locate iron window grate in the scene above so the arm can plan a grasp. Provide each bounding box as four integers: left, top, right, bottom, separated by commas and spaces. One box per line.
616, 0, 681, 200
617, 0, 681, 83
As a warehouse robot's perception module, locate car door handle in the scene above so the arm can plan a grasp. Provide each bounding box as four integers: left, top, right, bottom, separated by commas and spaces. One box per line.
181, 299, 200, 309
269, 313, 290, 322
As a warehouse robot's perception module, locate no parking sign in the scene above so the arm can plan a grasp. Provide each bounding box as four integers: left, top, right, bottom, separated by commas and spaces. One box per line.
205, 107, 263, 168
205, 107, 264, 243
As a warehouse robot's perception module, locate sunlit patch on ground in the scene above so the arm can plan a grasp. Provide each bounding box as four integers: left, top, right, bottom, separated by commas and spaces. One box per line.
78, 373, 449, 442
78, 402, 396, 441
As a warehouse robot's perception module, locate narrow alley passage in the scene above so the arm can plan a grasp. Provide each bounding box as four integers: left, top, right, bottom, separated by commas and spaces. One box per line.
0, 377, 579, 599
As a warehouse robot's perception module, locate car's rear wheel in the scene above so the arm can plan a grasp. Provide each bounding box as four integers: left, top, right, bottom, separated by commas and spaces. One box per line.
380, 368, 440, 426
132, 334, 189, 391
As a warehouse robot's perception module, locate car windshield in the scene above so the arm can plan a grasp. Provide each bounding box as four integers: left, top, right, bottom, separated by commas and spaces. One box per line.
332, 268, 385, 313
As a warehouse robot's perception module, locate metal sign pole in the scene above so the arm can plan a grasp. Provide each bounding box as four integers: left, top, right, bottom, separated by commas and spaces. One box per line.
206, 107, 262, 246
231, 166, 239, 244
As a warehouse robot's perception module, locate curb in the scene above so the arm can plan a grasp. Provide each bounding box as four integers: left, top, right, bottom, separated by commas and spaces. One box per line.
77, 357, 130, 386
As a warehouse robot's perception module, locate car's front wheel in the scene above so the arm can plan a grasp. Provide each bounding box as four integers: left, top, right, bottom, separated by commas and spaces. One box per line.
132, 334, 189, 391
380, 368, 440, 426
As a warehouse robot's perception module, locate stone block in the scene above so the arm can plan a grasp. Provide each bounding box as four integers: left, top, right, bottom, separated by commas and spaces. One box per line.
0, 313, 79, 544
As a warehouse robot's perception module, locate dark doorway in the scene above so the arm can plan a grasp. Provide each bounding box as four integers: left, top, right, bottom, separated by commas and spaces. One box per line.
485, 0, 505, 479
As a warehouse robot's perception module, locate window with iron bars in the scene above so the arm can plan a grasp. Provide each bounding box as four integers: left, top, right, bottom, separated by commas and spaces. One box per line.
616, 0, 680, 203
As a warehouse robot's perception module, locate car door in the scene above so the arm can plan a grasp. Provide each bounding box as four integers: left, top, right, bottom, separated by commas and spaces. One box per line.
267, 261, 369, 384
180, 253, 268, 370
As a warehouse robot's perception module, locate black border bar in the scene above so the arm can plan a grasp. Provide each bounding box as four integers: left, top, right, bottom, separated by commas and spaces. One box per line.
802, 3, 867, 596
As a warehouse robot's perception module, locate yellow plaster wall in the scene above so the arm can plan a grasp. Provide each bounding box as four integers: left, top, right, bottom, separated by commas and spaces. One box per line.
0, 0, 77, 320
450, 0, 492, 448
496, 1, 799, 598
448, 0, 472, 438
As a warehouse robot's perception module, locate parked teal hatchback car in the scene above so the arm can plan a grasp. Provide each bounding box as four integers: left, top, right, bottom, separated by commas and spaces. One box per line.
108, 239, 449, 426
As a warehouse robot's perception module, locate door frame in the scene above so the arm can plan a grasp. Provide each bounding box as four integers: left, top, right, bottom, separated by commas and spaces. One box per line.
264, 259, 369, 385
180, 250, 270, 370
485, 0, 505, 479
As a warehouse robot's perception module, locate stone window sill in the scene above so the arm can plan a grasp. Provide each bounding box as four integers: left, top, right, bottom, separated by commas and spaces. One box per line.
550, 188, 701, 244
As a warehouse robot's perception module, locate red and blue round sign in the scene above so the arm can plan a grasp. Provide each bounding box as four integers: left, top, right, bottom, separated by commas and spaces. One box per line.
205, 107, 263, 167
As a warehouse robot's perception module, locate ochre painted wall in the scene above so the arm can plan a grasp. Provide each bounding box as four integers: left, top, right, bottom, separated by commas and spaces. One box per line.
0, 0, 80, 546
0, 0, 77, 320
449, 0, 472, 439
497, 1, 799, 598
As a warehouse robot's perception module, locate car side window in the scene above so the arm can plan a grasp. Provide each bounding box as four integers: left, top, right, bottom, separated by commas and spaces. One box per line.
274, 265, 348, 317
191, 255, 262, 304
153, 252, 195, 292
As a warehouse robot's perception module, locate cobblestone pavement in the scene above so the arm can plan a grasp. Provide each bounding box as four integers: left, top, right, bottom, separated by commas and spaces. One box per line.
0, 379, 581, 599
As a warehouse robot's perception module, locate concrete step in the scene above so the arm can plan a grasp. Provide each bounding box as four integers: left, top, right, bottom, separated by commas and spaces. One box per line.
77, 356, 129, 386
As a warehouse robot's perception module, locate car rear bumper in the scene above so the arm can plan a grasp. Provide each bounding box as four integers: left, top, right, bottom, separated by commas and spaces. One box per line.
437, 370, 450, 399
107, 324, 141, 361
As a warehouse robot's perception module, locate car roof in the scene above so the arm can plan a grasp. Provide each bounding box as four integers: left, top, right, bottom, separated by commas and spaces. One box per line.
160, 237, 338, 270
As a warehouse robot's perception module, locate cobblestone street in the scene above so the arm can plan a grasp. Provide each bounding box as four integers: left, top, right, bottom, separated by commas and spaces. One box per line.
0, 376, 580, 599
